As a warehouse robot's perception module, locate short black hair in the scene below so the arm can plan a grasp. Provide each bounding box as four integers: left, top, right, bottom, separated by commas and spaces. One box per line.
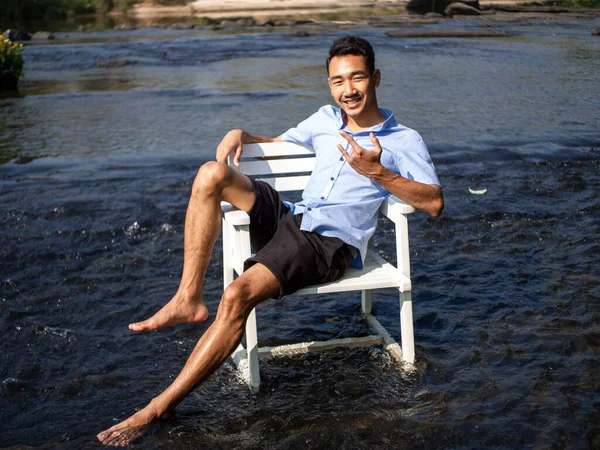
326, 36, 376, 75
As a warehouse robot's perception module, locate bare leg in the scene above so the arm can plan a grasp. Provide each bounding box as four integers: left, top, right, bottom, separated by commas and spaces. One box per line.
130, 162, 256, 332
98, 263, 279, 446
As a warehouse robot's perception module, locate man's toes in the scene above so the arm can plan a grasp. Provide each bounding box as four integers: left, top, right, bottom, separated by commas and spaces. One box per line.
129, 320, 156, 332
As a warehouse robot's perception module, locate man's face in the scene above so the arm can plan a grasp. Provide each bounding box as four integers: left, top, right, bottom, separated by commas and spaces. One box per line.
327, 54, 380, 121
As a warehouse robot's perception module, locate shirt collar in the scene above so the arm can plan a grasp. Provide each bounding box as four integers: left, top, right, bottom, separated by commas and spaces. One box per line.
336, 107, 396, 135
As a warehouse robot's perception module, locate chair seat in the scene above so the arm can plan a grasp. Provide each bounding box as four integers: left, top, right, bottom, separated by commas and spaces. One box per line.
295, 250, 411, 295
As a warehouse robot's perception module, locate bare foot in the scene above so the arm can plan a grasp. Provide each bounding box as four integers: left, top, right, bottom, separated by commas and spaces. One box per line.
97, 402, 172, 446
129, 294, 209, 332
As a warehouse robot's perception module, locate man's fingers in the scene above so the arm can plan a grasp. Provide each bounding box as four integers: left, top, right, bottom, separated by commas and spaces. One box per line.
338, 130, 362, 153
369, 132, 383, 154
337, 144, 350, 159
233, 145, 243, 167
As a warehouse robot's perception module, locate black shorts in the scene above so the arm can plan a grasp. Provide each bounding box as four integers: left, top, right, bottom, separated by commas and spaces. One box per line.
244, 179, 356, 299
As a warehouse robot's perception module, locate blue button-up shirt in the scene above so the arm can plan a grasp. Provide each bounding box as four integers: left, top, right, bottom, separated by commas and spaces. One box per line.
281, 105, 440, 269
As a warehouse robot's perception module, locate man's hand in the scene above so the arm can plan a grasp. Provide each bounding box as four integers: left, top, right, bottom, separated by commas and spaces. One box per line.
216, 129, 245, 166
337, 130, 385, 179
338, 130, 444, 217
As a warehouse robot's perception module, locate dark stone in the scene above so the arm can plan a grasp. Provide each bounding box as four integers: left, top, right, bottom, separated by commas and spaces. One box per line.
257, 18, 275, 26
407, 0, 479, 15
31, 31, 55, 40
444, 2, 482, 16
169, 22, 195, 29
2, 29, 31, 41
593, 28, 600, 36
96, 59, 130, 68
0, 70, 19, 93
236, 18, 256, 27
291, 31, 310, 37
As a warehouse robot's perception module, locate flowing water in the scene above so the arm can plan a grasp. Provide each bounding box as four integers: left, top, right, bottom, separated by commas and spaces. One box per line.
1, 18, 600, 449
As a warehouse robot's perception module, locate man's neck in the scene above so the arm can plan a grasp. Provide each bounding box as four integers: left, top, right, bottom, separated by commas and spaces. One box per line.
343, 107, 386, 133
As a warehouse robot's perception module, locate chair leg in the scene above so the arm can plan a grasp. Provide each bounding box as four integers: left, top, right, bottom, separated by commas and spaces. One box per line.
399, 290, 415, 364
222, 219, 234, 289
361, 290, 373, 314
246, 307, 261, 393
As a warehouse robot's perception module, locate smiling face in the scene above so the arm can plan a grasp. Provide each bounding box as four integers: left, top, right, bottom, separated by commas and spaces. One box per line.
327, 54, 381, 129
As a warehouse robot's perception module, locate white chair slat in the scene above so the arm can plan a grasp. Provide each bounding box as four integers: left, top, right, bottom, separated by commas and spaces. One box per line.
238, 157, 315, 176
256, 175, 312, 192
240, 142, 314, 158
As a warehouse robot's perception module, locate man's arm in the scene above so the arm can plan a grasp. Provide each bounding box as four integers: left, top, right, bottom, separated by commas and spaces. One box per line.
216, 129, 283, 166
338, 131, 444, 218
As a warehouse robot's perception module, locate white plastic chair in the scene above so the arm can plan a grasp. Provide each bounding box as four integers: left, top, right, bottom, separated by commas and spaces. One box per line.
221, 142, 416, 393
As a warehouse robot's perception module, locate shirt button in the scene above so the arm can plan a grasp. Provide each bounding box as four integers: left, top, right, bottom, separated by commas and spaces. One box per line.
330, 177, 334, 181
320, 196, 324, 200
340, 157, 344, 161
307, 207, 312, 211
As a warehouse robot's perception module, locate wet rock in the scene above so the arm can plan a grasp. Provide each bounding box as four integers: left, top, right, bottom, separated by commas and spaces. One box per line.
219, 17, 256, 28
425, 12, 444, 18
96, 59, 130, 68
593, 28, 600, 36
31, 31, 55, 40
408, 0, 479, 15
291, 31, 310, 37
169, 22, 195, 29
257, 18, 275, 27
445, 2, 482, 16
2, 29, 31, 41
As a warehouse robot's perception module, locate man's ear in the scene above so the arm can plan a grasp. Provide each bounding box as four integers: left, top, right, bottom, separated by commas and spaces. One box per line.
373, 69, 381, 87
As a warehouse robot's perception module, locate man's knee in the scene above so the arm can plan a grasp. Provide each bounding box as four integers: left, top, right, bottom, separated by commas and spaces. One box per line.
193, 161, 232, 195
218, 281, 255, 322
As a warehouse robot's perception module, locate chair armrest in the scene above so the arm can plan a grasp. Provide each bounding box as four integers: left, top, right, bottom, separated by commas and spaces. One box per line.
221, 202, 250, 226
379, 196, 415, 223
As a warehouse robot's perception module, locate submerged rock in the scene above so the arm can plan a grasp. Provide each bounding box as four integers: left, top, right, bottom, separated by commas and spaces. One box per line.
593, 28, 600, 36
96, 59, 130, 68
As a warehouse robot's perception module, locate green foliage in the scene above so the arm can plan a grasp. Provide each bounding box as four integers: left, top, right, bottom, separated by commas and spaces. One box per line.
0, 36, 24, 80
0, 0, 138, 23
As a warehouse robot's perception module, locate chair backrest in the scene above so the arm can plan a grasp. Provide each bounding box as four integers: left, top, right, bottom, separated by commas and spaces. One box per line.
229, 142, 315, 192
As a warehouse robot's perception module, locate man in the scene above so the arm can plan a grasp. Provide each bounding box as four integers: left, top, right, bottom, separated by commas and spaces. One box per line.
97, 36, 443, 446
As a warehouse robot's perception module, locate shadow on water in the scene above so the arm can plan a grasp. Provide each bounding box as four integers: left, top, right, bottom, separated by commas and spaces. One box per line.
1, 18, 600, 449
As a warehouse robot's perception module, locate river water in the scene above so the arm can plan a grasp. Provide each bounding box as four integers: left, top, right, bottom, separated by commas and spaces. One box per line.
1, 17, 599, 449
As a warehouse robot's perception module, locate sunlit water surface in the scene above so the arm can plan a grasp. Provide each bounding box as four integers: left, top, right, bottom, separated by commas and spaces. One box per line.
1, 19, 599, 449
